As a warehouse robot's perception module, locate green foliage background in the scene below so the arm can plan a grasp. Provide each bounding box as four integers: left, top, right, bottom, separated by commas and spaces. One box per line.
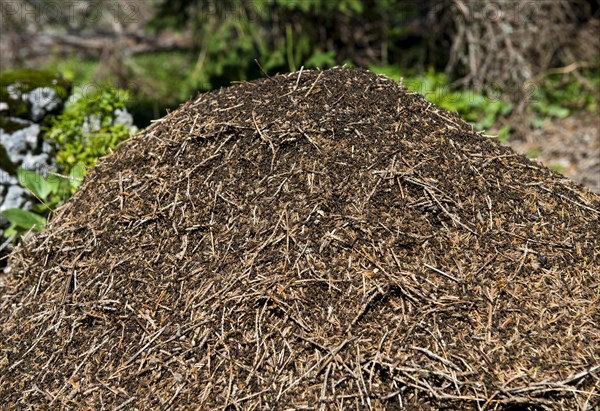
47, 86, 132, 175
149, 0, 431, 81
143, 0, 598, 133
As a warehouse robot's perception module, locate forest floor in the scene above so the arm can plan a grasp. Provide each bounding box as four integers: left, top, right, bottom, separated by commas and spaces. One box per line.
509, 111, 599, 193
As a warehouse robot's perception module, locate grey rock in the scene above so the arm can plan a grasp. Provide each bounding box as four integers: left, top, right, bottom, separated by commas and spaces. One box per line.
6, 83, 22, 100
21, 152, 50, 170
79, 108, 137, 137
42, 140, 53, 154
113, 108, 135, 128
0, 122, 41, 162
81, 114, 102, 135
0, 102, 8, 112
5, 175, 18, 185
0, 174, 19, 186
1, 185, 30, 211
23, 125, 40, 149
1, 171, 13, 185
26, 87, 63, 122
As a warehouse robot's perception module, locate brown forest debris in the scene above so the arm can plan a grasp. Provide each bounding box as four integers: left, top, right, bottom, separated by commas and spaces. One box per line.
1, 67, 598, 410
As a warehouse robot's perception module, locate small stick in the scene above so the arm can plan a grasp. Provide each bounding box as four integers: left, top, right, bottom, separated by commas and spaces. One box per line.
305, 71, 324, 97
254, 59, 271, 78
409, 346, 461, 370
540, 185, 599, 214
118, 172, 124, 211
424, 263, 462, 283
121, 325, 168, 368
318, 363, 332, 411
294, 66, 304, 91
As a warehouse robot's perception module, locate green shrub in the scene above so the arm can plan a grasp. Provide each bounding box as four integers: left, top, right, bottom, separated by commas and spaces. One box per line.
1, 85, 126, 240
0, 208, 46, 237
47, 86, 132, 175
529, 70, 599, 128
149, 0, 430, 84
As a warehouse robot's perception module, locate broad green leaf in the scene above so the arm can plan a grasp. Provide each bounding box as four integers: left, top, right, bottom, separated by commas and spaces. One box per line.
18, 168, 51, 200
4, 225, 18, 238
305, 50, 336, 69
69, 164, 87, 191
497, 125, 511, 144
545, 104, 570, 118
32, 203, 51, 214
0, 208, 46, 231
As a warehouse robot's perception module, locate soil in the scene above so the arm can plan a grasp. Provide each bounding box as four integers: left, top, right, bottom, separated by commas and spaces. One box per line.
1, 67, 598, 410
509, 111, 599, 194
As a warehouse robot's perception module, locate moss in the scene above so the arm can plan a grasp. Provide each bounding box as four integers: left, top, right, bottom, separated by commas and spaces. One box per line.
0, 144, 17, 175
0, 69, 72, 118
0, 115, 29, 133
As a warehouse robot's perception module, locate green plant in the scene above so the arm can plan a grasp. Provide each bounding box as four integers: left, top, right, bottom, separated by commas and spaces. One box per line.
0, 166, 84, 237
370, 66, 514, 132
304, 49, 337, 69
41, 56, 99, 86
496, 125, 511, 144
0, 69, 72, 118
2, 83, 132, 240
529, 69, 599, 128
47, 86, 132, 174
0, 208, 46, 238
526, 147, 541, 158
149, 0, 430, 84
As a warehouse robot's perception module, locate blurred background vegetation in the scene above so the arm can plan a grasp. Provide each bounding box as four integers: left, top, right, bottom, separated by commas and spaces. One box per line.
2, 0, 598, 128
0, 0, 599, 250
